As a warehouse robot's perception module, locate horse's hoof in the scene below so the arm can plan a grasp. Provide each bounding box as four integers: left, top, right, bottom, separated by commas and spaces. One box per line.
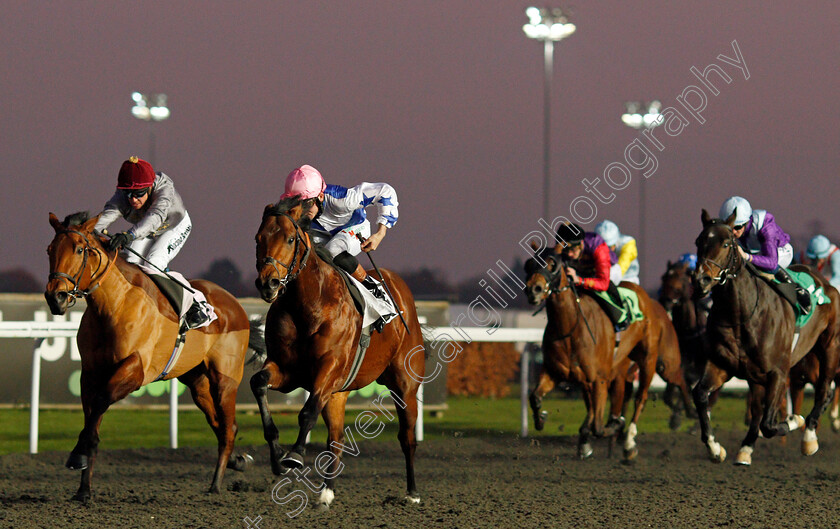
71, 490, 91, 503
623, 446, 639, 461
786, 414, 806, 431
405, 494, 421, 504
669, 413, 683, 431
65, 453, 88, 471
709, 446, 727, 463
317, 487, 335, 509
802, 429, 819, 456
578, 443, 594, 460
734, 449, 752, 466
207, 485, 221, 495
281, 452, 305, 469
534, 411, 547, 431
228, 453, 254, 472
831, 418, 840, 433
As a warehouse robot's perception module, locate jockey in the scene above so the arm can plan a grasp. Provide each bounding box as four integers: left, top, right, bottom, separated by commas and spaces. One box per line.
595, 219, 640, 285
94, 156, 211, 329
719, 195, 810, 313
555, 222, 628, 330
678, 253, 697, 271
280, 164, 398, 324
805, 235, 840, 289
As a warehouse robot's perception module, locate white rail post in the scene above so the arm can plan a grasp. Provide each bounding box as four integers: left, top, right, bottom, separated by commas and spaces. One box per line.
520, 342, 530, 439
415, 382, 424, 442
302, 390, 311, 444
169, 379, 178, 449
30, 338, 44, 454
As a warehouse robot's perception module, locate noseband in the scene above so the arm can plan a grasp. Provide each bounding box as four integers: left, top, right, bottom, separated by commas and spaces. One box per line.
259, 212, 312, 291
532, 257, 572, 297
49, 229, 116, 305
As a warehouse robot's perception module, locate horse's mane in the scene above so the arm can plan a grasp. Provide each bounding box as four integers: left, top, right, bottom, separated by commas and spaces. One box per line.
63, 211, 90, 228
264, 196, 314, 232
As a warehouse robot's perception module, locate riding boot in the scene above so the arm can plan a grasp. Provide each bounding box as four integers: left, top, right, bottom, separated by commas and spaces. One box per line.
351, 264, 390, 332
774, 268, 812, 315
606, 282, 630, 331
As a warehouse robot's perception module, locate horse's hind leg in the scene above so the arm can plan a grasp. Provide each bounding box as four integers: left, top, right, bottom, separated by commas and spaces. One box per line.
392, 382, 421, 503
760, 369, 805, 440
183, 364, 242, 493
69, 353, 144, 502
529, 371, 555, 431
250, 361, 289, 476
801, 348, 840, 455
317, 392, 349, 509
830, 380, 840, 433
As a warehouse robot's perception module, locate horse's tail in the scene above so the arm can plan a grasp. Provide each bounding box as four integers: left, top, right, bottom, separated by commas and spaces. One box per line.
247, 316, 268, 365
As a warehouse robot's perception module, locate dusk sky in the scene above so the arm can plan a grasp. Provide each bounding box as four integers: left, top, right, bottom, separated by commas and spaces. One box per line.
4, 2, 839, 291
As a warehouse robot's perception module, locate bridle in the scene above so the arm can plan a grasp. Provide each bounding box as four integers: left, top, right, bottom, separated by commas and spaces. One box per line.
48, 229, 116, 305
532, 256, 573, 298
697, 226, 741, 286
259, 211, 312, 291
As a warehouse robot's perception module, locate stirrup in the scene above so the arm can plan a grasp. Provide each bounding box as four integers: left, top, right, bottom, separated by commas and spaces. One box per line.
184, 303, 210, 329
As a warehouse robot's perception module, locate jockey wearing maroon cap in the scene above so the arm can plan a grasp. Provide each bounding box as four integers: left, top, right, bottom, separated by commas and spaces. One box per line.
555, 222, 628, 330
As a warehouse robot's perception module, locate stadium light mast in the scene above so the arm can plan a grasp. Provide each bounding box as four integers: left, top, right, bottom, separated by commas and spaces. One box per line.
522, 6, 576, 223
621, 100, 662, 285
131, 92, 170, 167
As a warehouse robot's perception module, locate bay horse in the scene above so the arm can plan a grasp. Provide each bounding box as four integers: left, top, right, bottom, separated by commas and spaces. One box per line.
252, 196, 424, 508
692, 209, 840, 465
44, 212, 262, 502
523, 250, 672, 460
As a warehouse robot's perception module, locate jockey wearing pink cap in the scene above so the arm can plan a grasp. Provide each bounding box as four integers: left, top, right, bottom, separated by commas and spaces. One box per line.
281, 164, 399, 306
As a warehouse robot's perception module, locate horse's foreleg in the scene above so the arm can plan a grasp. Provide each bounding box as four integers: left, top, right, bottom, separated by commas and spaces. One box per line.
578, 383, 596, 460
69, 353, 144, 502
735, 383, 765, 466
393, 384, 421, 504
317, 392, 349, 509
529, 371, 555, 432
284, 383, 334, 469
250, 362, 288, 476
692, 361, 729, 463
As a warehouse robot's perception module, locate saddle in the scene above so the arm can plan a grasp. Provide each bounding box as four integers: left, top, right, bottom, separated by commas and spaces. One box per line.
584, 284, 644, 331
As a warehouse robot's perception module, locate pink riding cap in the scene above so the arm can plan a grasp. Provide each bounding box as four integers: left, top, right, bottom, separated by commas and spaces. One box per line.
280, 164, 326, 200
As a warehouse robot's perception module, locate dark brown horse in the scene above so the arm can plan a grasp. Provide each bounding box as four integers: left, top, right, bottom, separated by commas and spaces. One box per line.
524, 252, 668, 460
692, 209, 840, 465
44, 212, 261, 502
252, 196, 424, 508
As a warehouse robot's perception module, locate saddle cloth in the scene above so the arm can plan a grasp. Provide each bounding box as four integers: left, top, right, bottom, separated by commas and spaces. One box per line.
589, 286, 644, 326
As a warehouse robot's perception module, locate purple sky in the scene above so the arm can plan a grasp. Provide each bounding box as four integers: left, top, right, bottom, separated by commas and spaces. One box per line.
4, 2, 839, 290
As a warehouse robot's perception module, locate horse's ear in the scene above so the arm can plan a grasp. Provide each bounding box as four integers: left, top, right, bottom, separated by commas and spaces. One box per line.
529, 239, 541, 252
80, 214, 100, 233
49, 212, 63, 233
724, 209, 737, 227
667, 259, 673, 269
701, 209, 712, 227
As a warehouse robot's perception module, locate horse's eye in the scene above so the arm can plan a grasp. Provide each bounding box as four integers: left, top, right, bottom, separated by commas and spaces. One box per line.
287, 236, 295, 244
76, 247, 84, 254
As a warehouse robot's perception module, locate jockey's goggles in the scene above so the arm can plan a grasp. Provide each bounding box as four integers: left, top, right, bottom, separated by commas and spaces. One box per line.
123, 187, 151, 199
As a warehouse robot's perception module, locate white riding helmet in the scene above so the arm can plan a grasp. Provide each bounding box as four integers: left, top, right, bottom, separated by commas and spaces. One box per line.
719, 196, 752, 226
807, 235, 832, 260
595, 220, 620, 247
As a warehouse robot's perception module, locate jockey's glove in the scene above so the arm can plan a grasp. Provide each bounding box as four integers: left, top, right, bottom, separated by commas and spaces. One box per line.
108, 231, 135, 251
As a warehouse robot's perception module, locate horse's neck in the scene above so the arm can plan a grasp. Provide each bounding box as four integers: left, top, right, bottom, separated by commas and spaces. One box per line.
712, 272, 758, 322
546, 289, 579, 330
85, 261, 162, 319
289, 254, 353, 319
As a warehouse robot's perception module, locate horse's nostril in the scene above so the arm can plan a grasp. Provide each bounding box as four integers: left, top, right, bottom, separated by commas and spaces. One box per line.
534, 285, 543, 293
56, 291, 68, 302
268, 278, 280, 290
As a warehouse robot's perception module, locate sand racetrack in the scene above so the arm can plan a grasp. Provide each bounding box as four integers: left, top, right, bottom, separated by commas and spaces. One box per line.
2, 430, 839, 529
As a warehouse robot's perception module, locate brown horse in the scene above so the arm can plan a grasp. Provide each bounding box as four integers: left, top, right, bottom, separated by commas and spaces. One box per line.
44, 212, 262, 502
524, 252, 667, 460
692, 209, 840, 465
251, 196, 424, 508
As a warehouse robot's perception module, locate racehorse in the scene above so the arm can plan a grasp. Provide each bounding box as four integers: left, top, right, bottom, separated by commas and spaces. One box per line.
252, 196, 424, 508
660, 260, 710, 389
523, 249, 670, 460
692, 209, 840, 465
44, 212, 262, 502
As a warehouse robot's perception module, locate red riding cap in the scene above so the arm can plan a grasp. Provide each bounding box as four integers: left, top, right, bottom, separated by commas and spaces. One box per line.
117, 156, 156, 189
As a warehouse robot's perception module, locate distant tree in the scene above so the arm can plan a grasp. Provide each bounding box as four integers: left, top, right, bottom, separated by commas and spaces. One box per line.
198, 258, 258, 298
399, 267, 456, 301
0, 268, 41, 293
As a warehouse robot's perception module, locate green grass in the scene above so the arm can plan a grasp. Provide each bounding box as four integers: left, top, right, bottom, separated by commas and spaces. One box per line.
0, 392, 754, 455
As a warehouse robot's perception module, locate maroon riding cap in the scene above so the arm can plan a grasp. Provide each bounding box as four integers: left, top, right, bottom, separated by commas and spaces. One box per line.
117, 156, 155, 189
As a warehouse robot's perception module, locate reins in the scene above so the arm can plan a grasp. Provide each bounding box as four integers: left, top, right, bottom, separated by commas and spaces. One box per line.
531, 258, 596, 343
49, 229, 118, 305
